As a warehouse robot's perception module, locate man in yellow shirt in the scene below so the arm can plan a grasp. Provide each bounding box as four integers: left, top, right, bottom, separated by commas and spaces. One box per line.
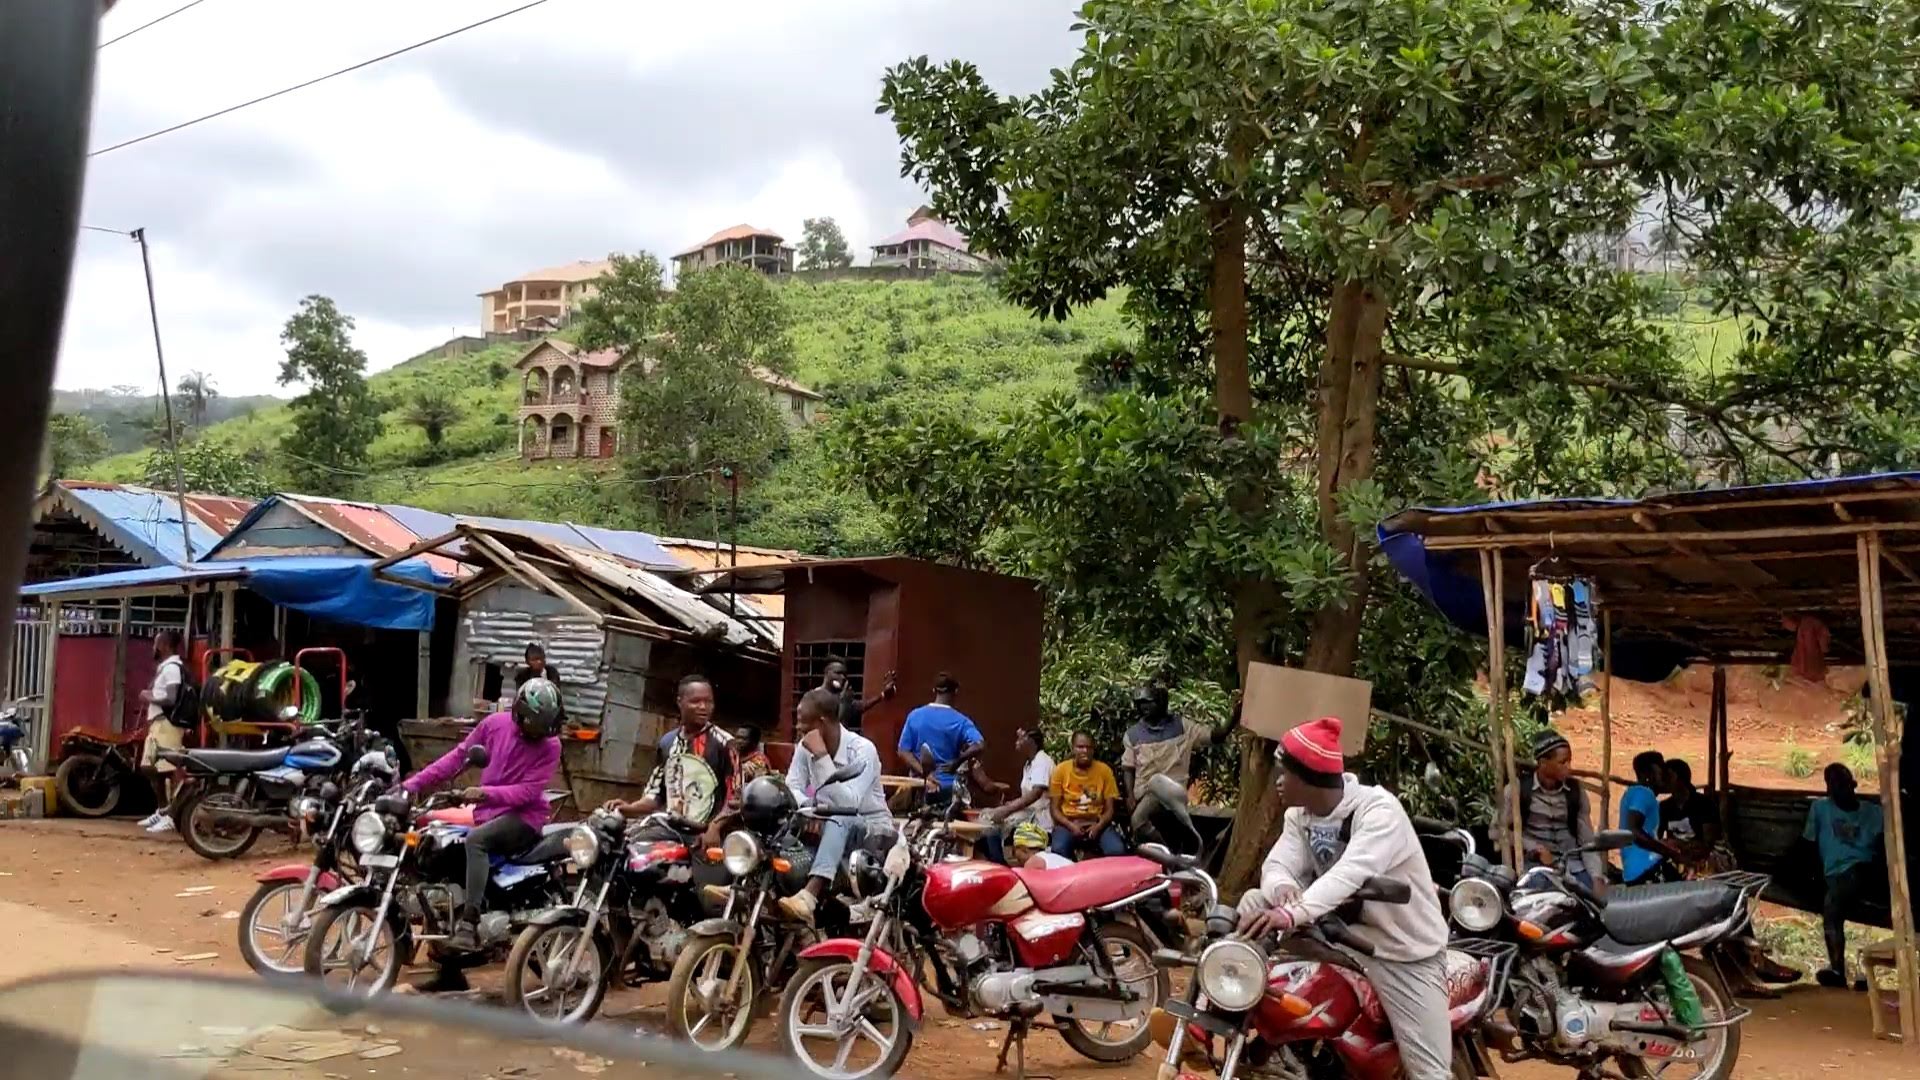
1049, 732, 1124, 857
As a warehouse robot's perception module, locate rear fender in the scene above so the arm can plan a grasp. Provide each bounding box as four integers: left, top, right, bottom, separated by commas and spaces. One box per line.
798, 938, 924, 1026
257, 863, 341, 890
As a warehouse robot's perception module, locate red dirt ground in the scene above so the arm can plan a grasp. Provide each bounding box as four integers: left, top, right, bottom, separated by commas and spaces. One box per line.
3, 819, 1918, 1079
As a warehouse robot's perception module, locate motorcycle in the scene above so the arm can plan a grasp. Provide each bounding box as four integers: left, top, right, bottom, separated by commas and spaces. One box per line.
667, 799, 875, 1052
502, 808, 724, 1025
300, 744, 575, 996
1445, 831, 1756, 1080
1149, 877, 1514, 1080
51, 724, 151, 818
166, 712, 383, 860
775, 810, 1201, 1080
235, 746, 398, 976
0, 701, 34, 782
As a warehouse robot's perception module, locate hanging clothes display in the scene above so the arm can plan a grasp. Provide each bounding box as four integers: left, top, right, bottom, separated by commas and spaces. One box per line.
1523, 563, 1602, 711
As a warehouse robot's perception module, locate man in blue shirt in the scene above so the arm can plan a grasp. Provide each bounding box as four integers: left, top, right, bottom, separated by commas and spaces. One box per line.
1806, 763, 1885, 988
1619, 750, 1682, 884
896, 673, 985, 798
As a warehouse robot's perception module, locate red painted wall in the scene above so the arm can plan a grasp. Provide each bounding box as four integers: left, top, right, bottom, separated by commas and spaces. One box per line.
52, 636, 116, 744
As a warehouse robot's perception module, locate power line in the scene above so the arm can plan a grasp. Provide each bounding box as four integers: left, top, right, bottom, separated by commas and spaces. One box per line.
99, 0, 212, 49
80, 224, 134, 236
89, 0, 554, 158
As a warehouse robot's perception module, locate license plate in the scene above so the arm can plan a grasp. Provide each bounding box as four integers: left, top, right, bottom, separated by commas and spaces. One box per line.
361, 854, 400, 868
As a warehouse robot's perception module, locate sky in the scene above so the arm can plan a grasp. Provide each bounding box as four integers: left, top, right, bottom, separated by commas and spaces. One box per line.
62, 0, 1083, 397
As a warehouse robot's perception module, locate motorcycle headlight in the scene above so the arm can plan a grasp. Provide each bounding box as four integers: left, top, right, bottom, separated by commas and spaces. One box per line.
723, 830, 763, 876
292, 796, 323, 822
1450, 877, 1504, 933
350, 810, 388, 856
565, 824, 600, 869
1197, 939, 1267, 1012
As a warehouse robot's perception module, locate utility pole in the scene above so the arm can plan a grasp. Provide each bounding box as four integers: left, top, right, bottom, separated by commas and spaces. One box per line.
132, 227, 194, 564
725, 466, 739, 619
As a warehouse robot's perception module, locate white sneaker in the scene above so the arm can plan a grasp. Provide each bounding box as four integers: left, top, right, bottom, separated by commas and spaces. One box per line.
145, 815, 175, 834
135, 811, 162, 829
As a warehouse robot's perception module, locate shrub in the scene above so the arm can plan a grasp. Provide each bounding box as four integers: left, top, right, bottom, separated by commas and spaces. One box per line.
1780, 731, 1815, 780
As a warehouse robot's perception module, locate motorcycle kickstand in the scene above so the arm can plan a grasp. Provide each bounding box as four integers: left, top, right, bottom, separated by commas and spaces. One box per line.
993, 1017, 1051, 1080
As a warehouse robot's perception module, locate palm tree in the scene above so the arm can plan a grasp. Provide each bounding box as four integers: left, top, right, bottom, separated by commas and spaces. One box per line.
175, 371, 217, 429
404, 389, 461, 446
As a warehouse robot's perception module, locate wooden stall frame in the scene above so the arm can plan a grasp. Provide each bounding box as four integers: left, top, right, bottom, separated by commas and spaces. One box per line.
1861, 531, 1920, 1044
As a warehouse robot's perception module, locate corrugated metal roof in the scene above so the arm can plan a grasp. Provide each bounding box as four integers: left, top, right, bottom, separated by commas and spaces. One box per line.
43, 482, 256, 566
287, 498, 465, 578
566, 547, 778, 650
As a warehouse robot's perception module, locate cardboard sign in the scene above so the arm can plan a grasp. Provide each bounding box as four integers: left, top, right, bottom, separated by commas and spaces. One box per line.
1239, 661, 1372, 754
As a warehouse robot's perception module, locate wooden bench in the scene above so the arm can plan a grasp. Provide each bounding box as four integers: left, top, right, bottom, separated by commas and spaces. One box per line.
1864, 939, 1903, 1040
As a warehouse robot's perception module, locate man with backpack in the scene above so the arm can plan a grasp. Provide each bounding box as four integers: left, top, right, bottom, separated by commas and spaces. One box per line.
1494, 729, 1605, 890
136, 630, 189, 835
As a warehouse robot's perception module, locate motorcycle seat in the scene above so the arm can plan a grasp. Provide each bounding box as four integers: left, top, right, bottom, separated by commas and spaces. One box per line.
179, 746, 289, 773
1600, 879, 1743, 946
1440, 949, 1490, 1010
1015, 855, 1161, 913
423, 807, 474, 827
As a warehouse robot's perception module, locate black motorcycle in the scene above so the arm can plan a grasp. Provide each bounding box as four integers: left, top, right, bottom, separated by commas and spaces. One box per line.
502, 808, 727, 1025
300, 744, 574, 996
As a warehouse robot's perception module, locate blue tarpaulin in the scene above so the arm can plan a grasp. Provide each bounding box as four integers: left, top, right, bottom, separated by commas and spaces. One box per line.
20, 555, 448, 631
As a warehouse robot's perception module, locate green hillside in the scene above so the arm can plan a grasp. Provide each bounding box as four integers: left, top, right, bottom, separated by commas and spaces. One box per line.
82, 276, 1132, 553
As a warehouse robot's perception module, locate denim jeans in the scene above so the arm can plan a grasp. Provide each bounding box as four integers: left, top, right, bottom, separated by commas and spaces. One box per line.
1050, 823, 1124, 857
812, 816, 866, 884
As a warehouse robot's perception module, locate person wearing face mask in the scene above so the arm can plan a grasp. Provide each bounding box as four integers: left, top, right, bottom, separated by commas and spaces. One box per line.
1117, 681, 1229, 811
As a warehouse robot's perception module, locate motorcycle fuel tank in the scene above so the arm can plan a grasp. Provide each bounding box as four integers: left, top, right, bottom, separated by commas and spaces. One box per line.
922, 860, 1032, 929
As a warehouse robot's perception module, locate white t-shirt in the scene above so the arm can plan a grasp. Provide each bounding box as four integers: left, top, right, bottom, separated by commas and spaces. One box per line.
786, 728, 892, 828
146, 656, 184, 723
1004, 750, 1055, 832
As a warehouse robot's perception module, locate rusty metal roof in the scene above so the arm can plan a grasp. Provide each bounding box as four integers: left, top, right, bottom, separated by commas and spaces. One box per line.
39, 481, 257, 566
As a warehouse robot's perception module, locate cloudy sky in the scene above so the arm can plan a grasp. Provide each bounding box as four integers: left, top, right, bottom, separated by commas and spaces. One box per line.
63, 0, 1081, 396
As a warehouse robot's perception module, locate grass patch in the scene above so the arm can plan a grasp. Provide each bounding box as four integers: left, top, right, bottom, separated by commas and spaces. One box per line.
1780, 731, 1816, 780
1755, 912, 1891, 981
1843, 739, 1879, 781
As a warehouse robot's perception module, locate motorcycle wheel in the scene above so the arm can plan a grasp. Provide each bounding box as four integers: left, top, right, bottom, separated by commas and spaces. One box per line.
1057, 921, 1169, 1063
1620, 954, 1741, 1080
239, 879, 316, 976
504, 922, 612, 1026
53, 753, 120, 817
179, 789, 262, 860
778, 954, 915, 1080
667, 933, 759, 1051
303, 903, 402, 997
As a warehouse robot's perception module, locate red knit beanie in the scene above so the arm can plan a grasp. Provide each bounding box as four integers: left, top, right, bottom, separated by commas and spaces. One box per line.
1280, 716, 1345, 775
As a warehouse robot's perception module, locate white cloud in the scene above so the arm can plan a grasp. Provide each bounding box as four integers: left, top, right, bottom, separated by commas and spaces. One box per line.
60, 0, 1082, 396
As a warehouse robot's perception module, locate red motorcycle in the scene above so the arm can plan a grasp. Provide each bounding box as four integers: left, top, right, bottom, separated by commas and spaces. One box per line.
1150, 877, 1513, 1080
775, 817, 1212, 1080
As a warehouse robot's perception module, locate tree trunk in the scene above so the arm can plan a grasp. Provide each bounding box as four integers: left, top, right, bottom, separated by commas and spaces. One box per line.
1218, 281, 1390, 895
1209, 200, 1252, 431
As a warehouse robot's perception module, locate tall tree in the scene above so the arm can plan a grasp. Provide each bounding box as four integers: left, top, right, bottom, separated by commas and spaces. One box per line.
42, 413, 109, 480
403, 388, 461, 447
574, 252, 668, 354
142, 439, 272, 499
175, 370, 217, 429
880, 0, 1920, 888
798, 217, 854, 270
617, 264, 792, 524
277, 295, 383, 496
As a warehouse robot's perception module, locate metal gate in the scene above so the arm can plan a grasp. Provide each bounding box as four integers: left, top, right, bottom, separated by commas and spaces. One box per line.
6, 615, 51, 770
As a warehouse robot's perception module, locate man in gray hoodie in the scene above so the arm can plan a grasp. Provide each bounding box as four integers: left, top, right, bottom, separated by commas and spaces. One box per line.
1238, 715, 1453, 1080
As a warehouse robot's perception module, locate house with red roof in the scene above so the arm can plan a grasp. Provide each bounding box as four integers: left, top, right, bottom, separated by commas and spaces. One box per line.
672, 224, 794, 277
870, 206, 988, 273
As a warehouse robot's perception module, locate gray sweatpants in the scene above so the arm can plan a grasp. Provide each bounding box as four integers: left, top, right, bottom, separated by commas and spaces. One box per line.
1360, 950, 1453, 1080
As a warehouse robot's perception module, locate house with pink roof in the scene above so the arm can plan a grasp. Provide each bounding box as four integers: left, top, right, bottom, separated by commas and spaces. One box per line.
869, 207, 989, 273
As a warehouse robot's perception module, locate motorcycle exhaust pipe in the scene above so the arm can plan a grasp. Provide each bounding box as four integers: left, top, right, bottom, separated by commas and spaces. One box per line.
201, 807, 290, 829
1481, 1016, 1522, 1053
1610, 1019, 1694, 1042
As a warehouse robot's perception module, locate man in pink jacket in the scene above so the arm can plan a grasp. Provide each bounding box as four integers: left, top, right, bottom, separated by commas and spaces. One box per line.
403, 677, 563, 951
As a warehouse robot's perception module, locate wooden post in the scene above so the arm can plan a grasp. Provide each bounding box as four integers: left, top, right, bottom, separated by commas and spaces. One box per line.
218, 583, 235, 652
1480, 548, 1523, 870
1858, 531, 1918, 1044
109, 597, 130, 733
1711, 665, 1733, 826
416, 630, 432, 720
1600, 608, 1614, 823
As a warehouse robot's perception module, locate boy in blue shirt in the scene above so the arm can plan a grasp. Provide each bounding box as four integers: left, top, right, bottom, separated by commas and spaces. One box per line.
896, 672, 985, 797
1619, 750, 1682, 884
1806, 763, 1885, 989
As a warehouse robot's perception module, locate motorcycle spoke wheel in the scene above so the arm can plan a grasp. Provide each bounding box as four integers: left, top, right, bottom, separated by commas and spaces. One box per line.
315, 909, 398, 996
785, 962, 903, 1080
1060, 925, 1163, 1054
186, 792, 261, 858
520, 928, 604, 1024
1621, 958, 1738, 1080
243, 882, 310, 974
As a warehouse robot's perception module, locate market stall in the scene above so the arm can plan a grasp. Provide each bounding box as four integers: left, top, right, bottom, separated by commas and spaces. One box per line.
1380, 472, 1920, 1044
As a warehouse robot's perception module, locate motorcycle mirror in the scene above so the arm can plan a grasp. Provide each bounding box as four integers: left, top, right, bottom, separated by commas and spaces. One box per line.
465, 744, 491, 769
1589, 828, 1637, 851
824, 761, 863, 786
1351, 876, 1413, 905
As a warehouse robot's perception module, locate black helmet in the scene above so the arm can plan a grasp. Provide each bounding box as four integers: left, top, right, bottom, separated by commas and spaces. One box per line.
512, 677, 564, 738
740, 775, 794, 833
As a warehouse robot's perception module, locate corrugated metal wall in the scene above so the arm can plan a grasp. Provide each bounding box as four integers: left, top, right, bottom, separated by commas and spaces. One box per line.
455, 584, 607, 723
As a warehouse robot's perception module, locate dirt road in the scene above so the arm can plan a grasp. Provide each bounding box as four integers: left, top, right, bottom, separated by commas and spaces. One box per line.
2, 819, 1917, 1079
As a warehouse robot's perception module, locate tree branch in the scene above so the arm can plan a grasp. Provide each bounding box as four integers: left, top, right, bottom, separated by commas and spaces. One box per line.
1412, 156, 1629, 202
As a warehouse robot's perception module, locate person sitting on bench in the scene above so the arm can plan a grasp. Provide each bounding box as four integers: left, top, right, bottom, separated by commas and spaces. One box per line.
1048, 732, 1124, 857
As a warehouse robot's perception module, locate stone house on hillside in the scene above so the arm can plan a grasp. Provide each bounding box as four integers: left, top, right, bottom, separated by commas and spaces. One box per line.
672, 225, 794, 277
480, 259, 611, 333
870, 206, 987, 272
515, 337, 823, 461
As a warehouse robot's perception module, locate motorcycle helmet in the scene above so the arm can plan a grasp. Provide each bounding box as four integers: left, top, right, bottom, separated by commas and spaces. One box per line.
740, 775, 795, 833
512, 677, 564, 738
